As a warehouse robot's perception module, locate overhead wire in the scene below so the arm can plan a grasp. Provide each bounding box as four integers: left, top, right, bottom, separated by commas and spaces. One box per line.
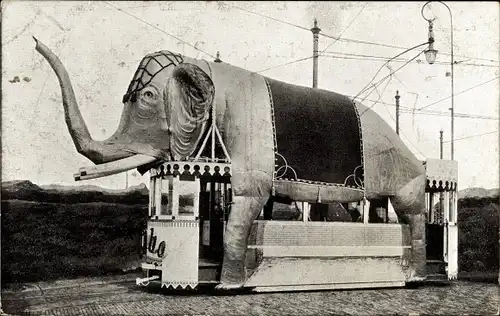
351, 94, 498, 120
103, 2, 217, 59
351, 95, 498, 120
388, 67, 409, 89
399, 109, 498, 120
372, 77, 496, 157
370, 71, 427, 158
371, 76, 396, 121
351, 73, 500, 121
223, 2, 499, 64
360, 76, 390, 104
320, 52, 499, 68
255, 4, 370, 75
443, 131, 498, 143
417, 76, 500, 111
399, 129, 427, 158
371, 68, 493, 158
357, 48, 427, 106
255, 56, 314, 73
353, 70, 499, 121
353, 43, 429, 100
358, 70, 394, 115
365, 75, 492, 158
364, 67, 493, 159
222, 2, 311, 32
110, 1, 498, 76
352, 95, 498, 120
320, 3, 368, 53
102, 2, 498, 123
366, 74, 392, 108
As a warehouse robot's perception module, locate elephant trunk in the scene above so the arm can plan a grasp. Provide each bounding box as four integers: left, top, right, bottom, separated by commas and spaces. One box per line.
34, 37, 129, 164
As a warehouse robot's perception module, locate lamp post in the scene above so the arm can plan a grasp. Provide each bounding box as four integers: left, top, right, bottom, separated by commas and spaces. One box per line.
440, 129, 444, 159
311, 19, 321, 89
395, 90, 400, 135
421, 1, 455, 160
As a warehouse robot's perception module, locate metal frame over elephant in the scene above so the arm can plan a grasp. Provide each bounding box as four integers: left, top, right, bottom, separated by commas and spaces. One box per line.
34, 38, 427, 289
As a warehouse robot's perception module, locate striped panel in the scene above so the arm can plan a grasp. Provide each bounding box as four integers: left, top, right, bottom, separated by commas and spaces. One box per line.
247, 245, 411, 257
148, 220, 199, 228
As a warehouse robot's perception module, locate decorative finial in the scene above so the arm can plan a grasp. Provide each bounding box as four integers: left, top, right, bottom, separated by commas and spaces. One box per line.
311, 19, 321, 33
214, 51, 222, 63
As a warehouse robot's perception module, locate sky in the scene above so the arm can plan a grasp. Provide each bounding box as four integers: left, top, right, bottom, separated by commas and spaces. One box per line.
2, 1, 499, 190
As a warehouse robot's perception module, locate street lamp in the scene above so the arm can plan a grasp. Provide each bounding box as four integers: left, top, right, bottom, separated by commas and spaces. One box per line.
423, 20, 438, 64
421, 1, 455, 160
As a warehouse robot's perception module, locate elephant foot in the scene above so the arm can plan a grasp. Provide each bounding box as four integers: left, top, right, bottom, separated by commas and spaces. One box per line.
216, 259, 246, 292
219, 258, 246, 286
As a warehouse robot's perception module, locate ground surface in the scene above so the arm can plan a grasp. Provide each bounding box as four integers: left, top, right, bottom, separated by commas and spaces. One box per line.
2, 273, 498, 316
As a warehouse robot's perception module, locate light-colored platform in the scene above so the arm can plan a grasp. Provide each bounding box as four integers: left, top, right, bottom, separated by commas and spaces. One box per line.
243, 221, 411, 291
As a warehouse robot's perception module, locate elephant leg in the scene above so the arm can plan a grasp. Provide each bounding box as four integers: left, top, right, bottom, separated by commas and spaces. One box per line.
399, 212, 426, 280
217, 195, 268, 289
391, 174, 427, 281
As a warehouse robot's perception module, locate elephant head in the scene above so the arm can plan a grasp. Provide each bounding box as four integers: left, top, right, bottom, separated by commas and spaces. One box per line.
34, 37, 215, 167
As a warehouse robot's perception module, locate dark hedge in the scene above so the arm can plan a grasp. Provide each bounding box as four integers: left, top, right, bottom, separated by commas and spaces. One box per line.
1, 181, 498, 285
458, 196, 499, 272
1, 200, 148, 284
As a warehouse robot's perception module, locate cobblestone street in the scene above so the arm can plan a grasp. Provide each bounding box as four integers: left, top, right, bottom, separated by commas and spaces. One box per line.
2, 273, 498, 315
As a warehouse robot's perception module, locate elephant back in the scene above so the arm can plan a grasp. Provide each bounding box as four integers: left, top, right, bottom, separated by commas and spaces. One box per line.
355, 101, 425, 198
266, 77, 364, 187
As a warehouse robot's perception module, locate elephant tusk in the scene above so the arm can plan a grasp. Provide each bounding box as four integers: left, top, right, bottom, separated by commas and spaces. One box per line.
74, 154, 159, 181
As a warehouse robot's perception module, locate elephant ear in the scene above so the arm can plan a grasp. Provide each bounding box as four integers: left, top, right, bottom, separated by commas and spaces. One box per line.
168, 63, 215, 160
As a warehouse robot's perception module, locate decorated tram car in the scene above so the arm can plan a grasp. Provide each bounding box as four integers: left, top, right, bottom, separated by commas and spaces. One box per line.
34, 38, 459, 293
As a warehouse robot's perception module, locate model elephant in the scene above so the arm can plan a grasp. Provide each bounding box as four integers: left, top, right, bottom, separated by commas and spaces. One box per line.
34, 38, 427, 289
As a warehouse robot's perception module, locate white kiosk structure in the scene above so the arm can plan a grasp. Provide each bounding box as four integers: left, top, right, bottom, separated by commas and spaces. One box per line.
424, 159, 458, 280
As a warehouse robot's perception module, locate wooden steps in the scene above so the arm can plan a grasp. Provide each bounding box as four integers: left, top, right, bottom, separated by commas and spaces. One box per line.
426, 259, 446, 275
198, 258, 221, 283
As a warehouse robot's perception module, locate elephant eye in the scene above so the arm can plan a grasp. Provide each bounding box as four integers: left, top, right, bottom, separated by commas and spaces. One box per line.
136, 87, 159, 120
141, 88, 158, 102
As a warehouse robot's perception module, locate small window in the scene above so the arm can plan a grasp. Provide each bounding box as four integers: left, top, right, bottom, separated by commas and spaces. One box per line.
160, 177, 172, 215
178, 181, 198, 216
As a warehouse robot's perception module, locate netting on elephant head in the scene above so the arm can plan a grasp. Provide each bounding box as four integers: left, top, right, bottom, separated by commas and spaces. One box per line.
122, 50, 184, 103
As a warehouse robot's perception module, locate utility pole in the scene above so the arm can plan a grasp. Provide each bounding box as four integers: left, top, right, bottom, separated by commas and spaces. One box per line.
440, 130, 444, 160
395, 90, 400, 135
311, 19, 321, 88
